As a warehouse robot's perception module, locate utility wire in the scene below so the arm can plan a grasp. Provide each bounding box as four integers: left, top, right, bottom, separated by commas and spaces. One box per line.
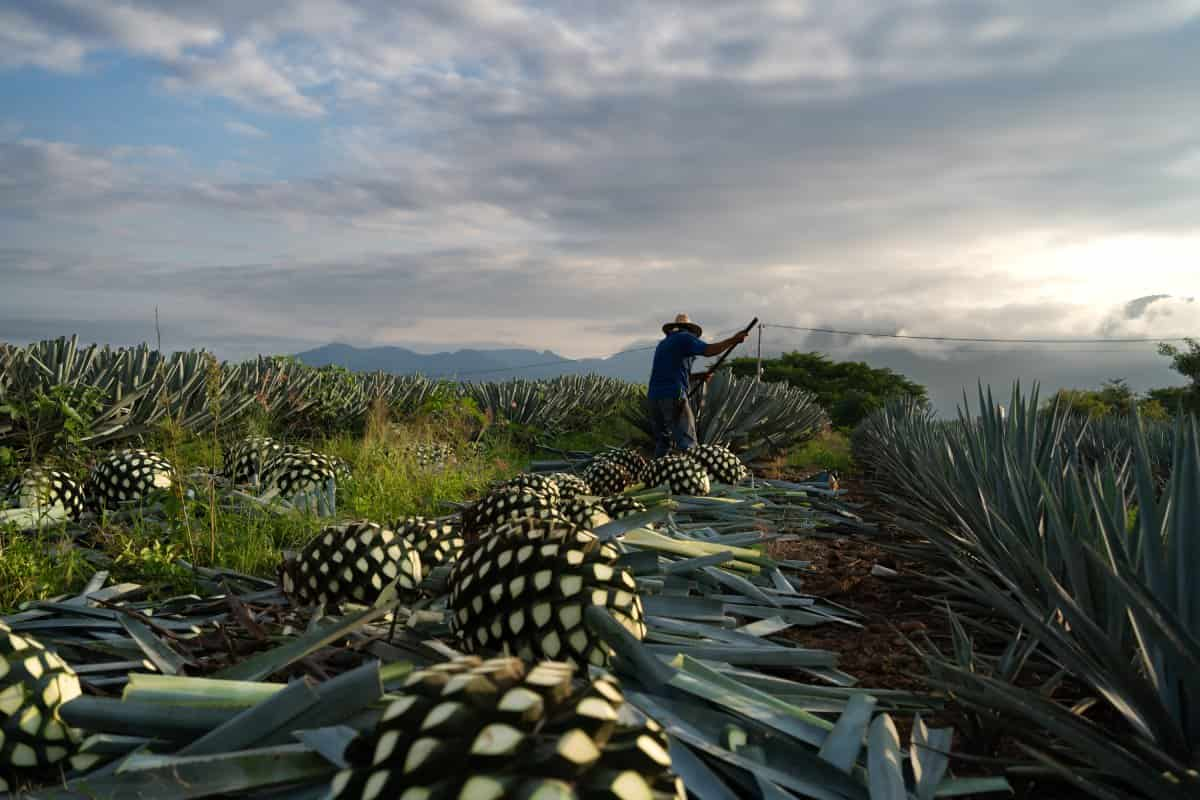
762, 328, 1164, 352
424, 322, 1191, 378
763, 324, 1193, 344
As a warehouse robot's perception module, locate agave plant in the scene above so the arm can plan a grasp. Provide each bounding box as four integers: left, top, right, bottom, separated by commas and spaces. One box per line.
465, 378, 571, 431
857, 385, 1200, 798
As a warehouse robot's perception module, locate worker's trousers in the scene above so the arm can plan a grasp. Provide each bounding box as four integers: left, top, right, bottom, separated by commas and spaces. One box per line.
649, 396, 698, 458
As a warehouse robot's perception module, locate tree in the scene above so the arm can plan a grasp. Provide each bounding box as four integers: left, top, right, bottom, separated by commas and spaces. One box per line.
728, 351, 927, 429
1048, 378, 1175, 421
1156, 338, 1200, 415
1096, 378, 1135, 415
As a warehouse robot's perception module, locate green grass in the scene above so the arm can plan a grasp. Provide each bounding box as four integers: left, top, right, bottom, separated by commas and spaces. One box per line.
539, 413, 642, 453
784, 429, 853, 473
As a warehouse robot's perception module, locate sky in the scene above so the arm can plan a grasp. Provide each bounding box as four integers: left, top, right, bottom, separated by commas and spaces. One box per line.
1, 1, 1198, 411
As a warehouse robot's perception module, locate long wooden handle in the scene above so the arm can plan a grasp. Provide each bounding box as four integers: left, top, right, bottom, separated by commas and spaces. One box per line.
688, 317, 758, 399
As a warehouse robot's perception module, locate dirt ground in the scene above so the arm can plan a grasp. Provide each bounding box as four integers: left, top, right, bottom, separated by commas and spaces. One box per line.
763, 472, 944, 694
770, 528, 941, 695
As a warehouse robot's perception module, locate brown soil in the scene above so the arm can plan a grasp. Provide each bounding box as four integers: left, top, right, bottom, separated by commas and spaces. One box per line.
763, 473, 942, 693
770, 529, 942, 696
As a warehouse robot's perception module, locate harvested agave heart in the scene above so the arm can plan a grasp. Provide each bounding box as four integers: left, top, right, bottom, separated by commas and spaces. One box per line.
582, 459, 632, 497
280, 521, 423, 608
600, 448, 648, 484
599, 495, 648, 520
84, 449, 175, 512
448, 517, 645, 667
261, 450, 348, 498
328, 655, 684, 800
558, 498, 613, 529
461, 486, 563, 539
391, 516, 466, 572
0, 622, 97, 791
494, 472, 561, 503
683, 443, 749, 484
222, 436, 286, 486
640, 455, 710, 496
2, 467, 84, 520
547, 472, 592, 500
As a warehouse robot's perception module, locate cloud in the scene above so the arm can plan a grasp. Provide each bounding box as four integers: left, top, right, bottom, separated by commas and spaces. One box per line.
224, 120, 268, 138
2, 1, 1200, 408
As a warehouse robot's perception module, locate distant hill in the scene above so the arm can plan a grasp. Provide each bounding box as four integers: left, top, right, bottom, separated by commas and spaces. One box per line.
293, 342, 655, 383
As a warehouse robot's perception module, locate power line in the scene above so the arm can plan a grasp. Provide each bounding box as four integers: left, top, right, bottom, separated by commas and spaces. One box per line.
763, 324, 1193, 344
762, 328, 1163, 353
411, 321, 1192, 378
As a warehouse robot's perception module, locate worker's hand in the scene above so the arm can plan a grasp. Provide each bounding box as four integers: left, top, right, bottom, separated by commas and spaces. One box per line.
733, 331, 750, 344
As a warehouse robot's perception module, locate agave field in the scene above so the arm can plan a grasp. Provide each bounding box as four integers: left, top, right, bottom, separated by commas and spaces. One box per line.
0, 336, 1193, 800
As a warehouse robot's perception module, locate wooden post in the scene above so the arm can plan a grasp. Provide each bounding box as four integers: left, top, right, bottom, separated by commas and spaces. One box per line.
755, 324, 763, 383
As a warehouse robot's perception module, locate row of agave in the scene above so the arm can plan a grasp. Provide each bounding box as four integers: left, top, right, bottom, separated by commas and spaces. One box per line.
1, 338, 644, 451
3, 337, 826, 469
464, 374, 644, 434
852, 384, 1200, 799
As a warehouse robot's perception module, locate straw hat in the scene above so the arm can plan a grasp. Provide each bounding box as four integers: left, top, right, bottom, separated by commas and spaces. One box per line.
662, 313, 702, 337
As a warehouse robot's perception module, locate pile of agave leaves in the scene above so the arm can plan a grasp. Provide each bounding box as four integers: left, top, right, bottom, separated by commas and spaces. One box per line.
0, 463, 1011, 799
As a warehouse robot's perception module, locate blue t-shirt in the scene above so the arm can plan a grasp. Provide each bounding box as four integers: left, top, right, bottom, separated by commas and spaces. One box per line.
647, 332, 708, 400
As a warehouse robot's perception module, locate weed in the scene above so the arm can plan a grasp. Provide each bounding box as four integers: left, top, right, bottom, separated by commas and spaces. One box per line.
785, 429, 854, 473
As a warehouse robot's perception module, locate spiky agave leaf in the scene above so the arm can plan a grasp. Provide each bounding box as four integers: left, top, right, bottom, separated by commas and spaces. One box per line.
0, 622, 91, 785
392, 516, 466, 571
641, 456, 710, 496
448, 518, 646, 667
280, 521, 423, 608
682, 443, 749, 485
462, 487, 564, 539
84, 449, 175, 512
2, 467, 84, 520
329, 655, 683, 800
583, 460, 632, 497
547, 472, 592, 501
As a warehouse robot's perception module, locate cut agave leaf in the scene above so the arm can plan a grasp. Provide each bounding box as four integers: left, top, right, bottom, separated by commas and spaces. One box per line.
215, 605, 393, 682
867, 714, 907, 800
44, 745, 334, 799
177, 676, 321, 756
911, 713, 953, 800
819, 693, 877, 774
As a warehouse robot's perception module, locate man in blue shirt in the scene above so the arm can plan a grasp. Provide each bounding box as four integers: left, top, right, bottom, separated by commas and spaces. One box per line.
647, 314, 749, 457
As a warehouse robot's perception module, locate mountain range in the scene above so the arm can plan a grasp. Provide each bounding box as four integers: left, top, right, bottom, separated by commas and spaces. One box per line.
294, 342, 654, 382
293, 340, 1186, 419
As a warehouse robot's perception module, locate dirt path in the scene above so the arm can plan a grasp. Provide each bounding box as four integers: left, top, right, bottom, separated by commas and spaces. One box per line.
761, 471, 944, 694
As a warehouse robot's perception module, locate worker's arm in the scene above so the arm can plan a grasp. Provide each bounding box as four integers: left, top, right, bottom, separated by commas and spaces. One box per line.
702, 330, 750, 357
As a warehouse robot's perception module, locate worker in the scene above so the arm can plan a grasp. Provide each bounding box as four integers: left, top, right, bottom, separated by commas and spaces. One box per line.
647, 314, 749, 457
